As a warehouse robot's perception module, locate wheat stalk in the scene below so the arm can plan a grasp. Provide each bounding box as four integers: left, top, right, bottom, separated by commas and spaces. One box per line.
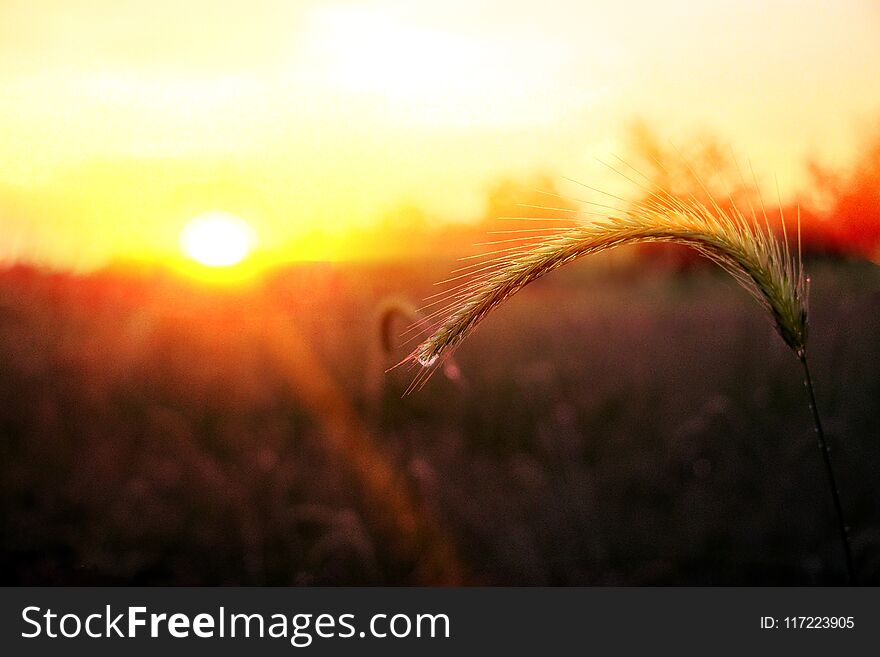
411, 181, 857, 583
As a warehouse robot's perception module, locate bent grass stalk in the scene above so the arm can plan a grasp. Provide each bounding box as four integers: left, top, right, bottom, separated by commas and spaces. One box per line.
366, 298, 464, 415
411, 186, 856, 583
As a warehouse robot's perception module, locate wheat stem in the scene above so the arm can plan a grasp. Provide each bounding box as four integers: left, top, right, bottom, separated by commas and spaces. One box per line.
800, 353, 856, 584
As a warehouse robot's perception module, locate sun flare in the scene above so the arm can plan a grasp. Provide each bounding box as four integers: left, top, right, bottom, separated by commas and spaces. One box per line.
180, 211, 257, 267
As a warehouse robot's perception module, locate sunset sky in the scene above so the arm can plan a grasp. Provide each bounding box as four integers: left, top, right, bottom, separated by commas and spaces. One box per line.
2, 0, 879, 268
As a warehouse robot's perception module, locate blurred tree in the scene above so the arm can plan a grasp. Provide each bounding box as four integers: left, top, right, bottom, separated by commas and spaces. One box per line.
622, 121, 763, 270
482, 173, 577, 223
800, 125, 880, 263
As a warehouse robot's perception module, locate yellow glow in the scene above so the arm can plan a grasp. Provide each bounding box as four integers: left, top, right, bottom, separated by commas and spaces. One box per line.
180, 211, 257, 267
301, 6, 597, 128
1, 2, 879, 269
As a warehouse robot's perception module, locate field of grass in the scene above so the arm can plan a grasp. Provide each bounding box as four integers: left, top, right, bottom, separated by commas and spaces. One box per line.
1, 256, 878, 585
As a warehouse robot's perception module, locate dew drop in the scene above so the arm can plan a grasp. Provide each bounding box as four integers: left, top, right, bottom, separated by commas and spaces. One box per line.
417, 352, 439, 368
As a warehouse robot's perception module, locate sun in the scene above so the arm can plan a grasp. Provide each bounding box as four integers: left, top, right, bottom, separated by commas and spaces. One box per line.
180, 211, 257, 267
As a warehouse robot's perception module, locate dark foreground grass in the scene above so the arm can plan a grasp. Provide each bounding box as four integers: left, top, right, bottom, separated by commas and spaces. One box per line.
0, 258, 877, 584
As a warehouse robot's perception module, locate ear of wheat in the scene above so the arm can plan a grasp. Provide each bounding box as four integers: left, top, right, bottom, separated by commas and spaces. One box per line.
414, 189, 807, 372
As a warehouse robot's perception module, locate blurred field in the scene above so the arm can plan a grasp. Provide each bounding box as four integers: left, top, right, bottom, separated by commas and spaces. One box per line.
1, 256, 878, 585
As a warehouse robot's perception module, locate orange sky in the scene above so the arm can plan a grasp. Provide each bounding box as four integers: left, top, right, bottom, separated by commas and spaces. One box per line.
1, 0, 879, 268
